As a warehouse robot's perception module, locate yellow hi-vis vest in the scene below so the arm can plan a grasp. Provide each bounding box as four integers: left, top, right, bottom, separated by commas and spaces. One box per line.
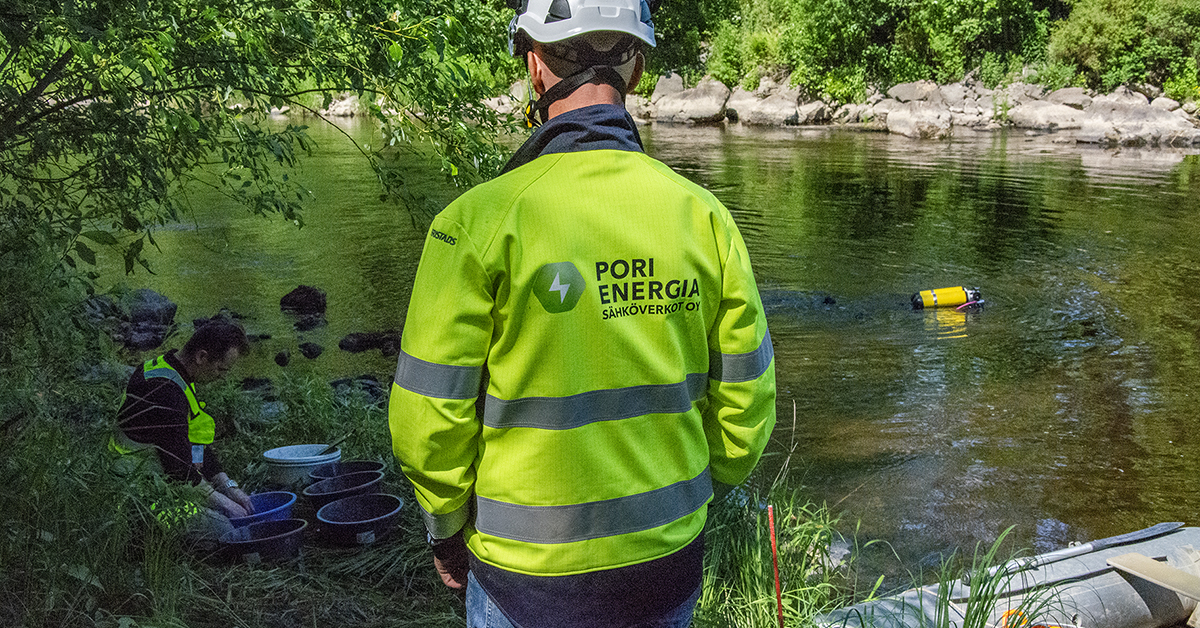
112, 356, 216, 467
390, 148, 776, 577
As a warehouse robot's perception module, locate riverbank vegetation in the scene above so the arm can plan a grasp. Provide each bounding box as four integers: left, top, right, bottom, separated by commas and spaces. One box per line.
647, 0, 1200, 104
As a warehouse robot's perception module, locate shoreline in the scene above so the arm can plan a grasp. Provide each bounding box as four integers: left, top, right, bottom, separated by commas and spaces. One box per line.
472, 75, 1200, 150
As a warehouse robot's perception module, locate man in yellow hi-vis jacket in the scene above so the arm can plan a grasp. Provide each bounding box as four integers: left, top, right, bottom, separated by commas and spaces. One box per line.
115, 320, 255, 539
389, 2, 776, 626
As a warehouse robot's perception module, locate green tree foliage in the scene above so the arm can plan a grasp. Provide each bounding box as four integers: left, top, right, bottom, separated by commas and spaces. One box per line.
0, 0, 515, 279
1049, 0, 1200, 92
700, 0, 1050, 102
666, 0, 1199, 102
643, 0, 739, 86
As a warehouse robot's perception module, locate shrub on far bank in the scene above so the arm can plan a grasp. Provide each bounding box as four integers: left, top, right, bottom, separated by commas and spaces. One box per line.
1049, 0, 1200, 93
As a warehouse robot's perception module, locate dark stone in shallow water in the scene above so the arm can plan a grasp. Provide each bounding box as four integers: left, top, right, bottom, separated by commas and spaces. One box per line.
280, 285, 327, 315
293, 314, 326, 332
125, 288, 177, 326
339, 331, 402, 354
331, 375, 387, 406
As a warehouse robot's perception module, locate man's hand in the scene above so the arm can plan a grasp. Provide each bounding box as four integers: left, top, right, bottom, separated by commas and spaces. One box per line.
228, 487, 254, 514
431, 532, 469, 589
208, 489, 249, 519
211, 472, 254, 514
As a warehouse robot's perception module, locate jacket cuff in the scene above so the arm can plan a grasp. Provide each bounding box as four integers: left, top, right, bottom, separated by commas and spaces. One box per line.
422, 501, 469, 540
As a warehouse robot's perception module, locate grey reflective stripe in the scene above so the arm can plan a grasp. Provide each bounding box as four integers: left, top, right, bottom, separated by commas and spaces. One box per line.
393, 350, 483, 400
709, 329, 773, 383
422, 502, 470, 540
476, 468, 712, 544
483, 372, 709, 430
145, 367, 187, 392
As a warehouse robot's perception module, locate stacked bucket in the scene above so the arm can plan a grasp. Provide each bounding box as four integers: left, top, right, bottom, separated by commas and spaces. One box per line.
220, 444, 404, 564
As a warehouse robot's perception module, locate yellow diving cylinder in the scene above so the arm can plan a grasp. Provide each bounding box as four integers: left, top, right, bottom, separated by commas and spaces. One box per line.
911, 286, 983, 310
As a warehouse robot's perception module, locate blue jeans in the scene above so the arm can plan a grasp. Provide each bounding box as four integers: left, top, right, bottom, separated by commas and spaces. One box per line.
466, 571, 701, 628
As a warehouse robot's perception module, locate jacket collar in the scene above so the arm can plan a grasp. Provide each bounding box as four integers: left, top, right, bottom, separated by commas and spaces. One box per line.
501, 104, 644, 174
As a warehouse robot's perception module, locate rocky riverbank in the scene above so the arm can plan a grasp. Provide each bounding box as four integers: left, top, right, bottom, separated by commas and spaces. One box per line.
478, 74, 1200, 148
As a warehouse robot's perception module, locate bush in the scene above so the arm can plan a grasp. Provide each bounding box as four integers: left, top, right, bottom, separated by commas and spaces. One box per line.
1164, 57, 1200, 101
707, 20, 748, 89
1050, 0, 1200, 91
1026, 59, 1085, 90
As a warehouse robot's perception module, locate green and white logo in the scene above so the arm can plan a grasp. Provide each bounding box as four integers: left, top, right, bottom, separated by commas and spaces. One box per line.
533, 262, 586, 313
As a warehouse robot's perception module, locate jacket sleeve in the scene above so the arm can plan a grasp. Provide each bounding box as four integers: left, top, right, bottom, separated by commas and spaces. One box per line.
703, 218, 777, 488
389, 215, 493, 539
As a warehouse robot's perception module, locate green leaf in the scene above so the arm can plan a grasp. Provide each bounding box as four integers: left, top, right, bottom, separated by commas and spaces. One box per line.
81, 230, 119, 246
389, 42, 404, 64
75, 241, 96, 265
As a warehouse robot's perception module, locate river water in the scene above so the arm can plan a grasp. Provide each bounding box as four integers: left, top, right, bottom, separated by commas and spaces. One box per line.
103, 118, 1200, 589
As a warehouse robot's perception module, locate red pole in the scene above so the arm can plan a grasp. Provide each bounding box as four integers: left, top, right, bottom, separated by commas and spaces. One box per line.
769, 505, 784, 628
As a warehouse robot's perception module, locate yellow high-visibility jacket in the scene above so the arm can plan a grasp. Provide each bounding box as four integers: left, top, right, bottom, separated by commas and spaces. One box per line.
390, 141, 776, 577
114, 354, 217, 467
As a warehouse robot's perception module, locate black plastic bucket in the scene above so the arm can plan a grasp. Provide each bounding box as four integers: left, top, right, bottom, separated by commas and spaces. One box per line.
308, 460, 386, 482
302, 470, 384, 510
221, 518, 307, 564
316, 493, 404, 546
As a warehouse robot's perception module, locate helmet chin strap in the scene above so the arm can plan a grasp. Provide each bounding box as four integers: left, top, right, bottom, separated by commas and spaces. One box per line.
525, 65, 628, 128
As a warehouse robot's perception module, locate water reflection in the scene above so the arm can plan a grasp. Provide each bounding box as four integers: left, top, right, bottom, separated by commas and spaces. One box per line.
646, 126, 1200, 589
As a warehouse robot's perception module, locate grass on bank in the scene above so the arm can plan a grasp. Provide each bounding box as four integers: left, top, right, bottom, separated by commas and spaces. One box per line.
0, 335, 866, 628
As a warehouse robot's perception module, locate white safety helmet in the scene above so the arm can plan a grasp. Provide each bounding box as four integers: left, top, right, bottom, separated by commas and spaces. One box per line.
507, 0, 657, 59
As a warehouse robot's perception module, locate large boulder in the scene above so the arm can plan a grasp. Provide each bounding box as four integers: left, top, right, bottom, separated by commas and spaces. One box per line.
939, 83, 972, 110
886, 101, 952, 139
122, 289, 177, 351
1151, 97, 1181, 111
999, 82, 1046, 107
742, 90, 802, 125
654, 77, 731, 124
887, 81, 942, 104
833, 103, 873, 124
796, 100, 832, 125
626, 94, 654, 123
1008, 101, 1086, 130
1046, 87, 1092, 111
1076, 102, 1200, 146
650, 72, 685, 104
125, 289, 177, 326
322, 94, 359, 117
1094, 86, 1150, 107
724, 87, 760, 123
868, 98, 902, 124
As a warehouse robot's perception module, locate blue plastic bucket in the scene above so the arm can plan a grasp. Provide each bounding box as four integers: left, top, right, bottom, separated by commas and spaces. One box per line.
228, 491, 297, 528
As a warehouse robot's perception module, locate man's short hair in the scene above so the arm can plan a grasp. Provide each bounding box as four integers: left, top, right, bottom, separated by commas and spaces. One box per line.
184, 320, 249, 358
